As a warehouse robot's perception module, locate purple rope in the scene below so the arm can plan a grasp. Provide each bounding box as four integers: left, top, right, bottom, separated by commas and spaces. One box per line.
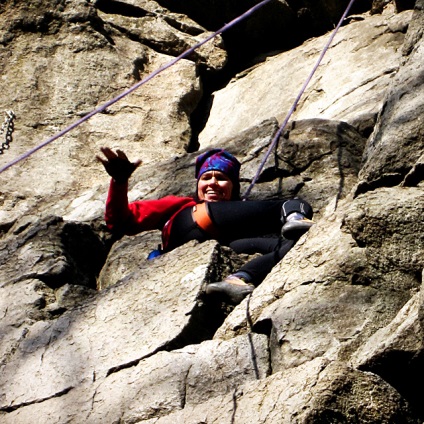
243, 0, 357, 199
0, 0, 272, 174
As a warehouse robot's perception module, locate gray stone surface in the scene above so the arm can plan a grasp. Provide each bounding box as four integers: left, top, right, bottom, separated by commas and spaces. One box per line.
0, 240, 220, 410
0, 0, 423, 422
199, 8, 413, 148
359, 1, 424, 189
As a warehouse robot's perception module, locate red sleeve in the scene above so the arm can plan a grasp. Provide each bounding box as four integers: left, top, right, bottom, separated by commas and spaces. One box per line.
105, 179, 195, 235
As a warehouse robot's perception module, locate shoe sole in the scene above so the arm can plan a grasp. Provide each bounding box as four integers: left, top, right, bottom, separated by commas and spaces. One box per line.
205, 281, 254, 304
282, 221, 314, 239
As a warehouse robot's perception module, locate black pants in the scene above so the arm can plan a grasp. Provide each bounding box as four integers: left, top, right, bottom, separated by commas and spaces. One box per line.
167, 199, 312, 285
229, 236, 294, 285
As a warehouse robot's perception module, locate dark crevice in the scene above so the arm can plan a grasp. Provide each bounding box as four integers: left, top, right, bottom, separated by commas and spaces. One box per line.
157, 0, 372, 78
105, 297, 230, 378
245, 295, 264, 380
395, 0, 418, 12
105, 246, 248, 377
0, 220, 15, 238
57, 222, 107, 289
104, 19, 202, 66
231, 388, 239, 424
88, 14, 116, 45
0, 386, 73, 413
354, 173, 406, 197
94, 0, 150, 18
358, 349, 424, 420
277, 150, 334, 178
252, 317, 274, 378
166, 299, 230, 351
163, 246, 245, 348
254, 166, 293, 184
403, 163, 424, 187
106, 357, 143, 377
105, 21, 167, 53
162, 15, 204, 36
187, 68, 216, 152
252, 317, 273, 337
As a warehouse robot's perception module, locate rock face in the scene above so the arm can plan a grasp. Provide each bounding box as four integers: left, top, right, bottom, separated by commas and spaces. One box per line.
0, 0, 423, 423
198, 7, 413, 147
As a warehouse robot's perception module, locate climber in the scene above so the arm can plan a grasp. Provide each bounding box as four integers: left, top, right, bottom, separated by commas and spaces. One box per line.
97, 147, 314, 304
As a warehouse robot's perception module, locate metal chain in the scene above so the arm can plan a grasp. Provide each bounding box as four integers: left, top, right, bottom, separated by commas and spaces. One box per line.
0, 110, 16, 154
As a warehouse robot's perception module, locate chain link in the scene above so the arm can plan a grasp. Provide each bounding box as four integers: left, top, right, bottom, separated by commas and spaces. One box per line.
0, 110, 16, 154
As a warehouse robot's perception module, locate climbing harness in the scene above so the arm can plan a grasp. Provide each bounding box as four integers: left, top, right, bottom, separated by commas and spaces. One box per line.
0, 0, 273, 174
243, 0, 357, 199
0, 110, 15, 155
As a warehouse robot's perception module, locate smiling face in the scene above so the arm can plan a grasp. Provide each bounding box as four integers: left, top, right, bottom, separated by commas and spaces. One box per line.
197, 170, 234, 202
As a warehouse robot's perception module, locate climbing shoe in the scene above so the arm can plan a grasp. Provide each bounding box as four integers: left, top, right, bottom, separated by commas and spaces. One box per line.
281, 217, 315, 240
205, 275, 254, 304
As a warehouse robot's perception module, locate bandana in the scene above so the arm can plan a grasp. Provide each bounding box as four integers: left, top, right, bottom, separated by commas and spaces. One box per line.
195, 149, 241, 185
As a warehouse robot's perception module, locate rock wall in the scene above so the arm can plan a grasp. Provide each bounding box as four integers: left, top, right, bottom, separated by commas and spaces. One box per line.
0, 0, 423, 422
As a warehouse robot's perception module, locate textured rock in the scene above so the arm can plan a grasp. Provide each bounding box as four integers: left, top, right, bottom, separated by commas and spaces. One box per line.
199, 8, 412, 148
157, 0, 374, 71
96, 3, 227, 70
351, 286, 423, 412
344, 186, 424, 275
0, 0, 423, 423
0, 240, 226, 411
358, 1, 424, 190
0, 0, 212, 216
0, 215, 106, 289
97, 230, 162, 289
131, 358, 417, 423
0, 332, 269, 423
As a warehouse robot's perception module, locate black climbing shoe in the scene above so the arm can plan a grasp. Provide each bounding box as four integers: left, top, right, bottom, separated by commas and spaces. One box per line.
281, 218, 315, 240
205, 276, 254, 304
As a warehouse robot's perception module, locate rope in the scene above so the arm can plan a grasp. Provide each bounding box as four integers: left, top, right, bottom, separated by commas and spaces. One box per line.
0, 0, 273, 174
242, 0, 357, 200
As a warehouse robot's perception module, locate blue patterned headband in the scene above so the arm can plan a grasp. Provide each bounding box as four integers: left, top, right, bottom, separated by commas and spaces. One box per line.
195, 149, 241, 184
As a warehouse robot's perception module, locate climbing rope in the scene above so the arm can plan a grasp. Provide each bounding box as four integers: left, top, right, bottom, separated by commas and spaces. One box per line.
0, 110, 15, 155
0, 0, 273, 174
242, 0, 357, 199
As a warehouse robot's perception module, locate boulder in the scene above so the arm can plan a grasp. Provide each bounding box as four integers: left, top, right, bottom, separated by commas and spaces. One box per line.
0, 0, 423, 422
0, 240, 240, 412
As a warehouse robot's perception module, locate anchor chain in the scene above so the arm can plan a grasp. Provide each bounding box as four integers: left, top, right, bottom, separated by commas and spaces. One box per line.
0, 110, 15, 154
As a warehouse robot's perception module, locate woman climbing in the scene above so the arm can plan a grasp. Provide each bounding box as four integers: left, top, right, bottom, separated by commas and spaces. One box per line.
97, 147, 314, 304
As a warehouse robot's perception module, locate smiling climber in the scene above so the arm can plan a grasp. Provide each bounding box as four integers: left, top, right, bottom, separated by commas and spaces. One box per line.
98, 147, 314, 304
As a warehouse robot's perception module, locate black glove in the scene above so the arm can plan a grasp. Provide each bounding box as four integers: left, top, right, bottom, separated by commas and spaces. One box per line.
97, 147, 142, 184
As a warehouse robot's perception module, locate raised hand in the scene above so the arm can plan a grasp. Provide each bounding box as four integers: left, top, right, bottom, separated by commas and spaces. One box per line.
96, 147, 142, 184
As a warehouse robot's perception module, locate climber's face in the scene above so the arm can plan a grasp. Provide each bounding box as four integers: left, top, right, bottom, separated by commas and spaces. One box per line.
197, 170, 233, 202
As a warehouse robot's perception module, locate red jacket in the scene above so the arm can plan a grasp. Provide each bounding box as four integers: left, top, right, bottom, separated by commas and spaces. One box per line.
105, 179, 196, 250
